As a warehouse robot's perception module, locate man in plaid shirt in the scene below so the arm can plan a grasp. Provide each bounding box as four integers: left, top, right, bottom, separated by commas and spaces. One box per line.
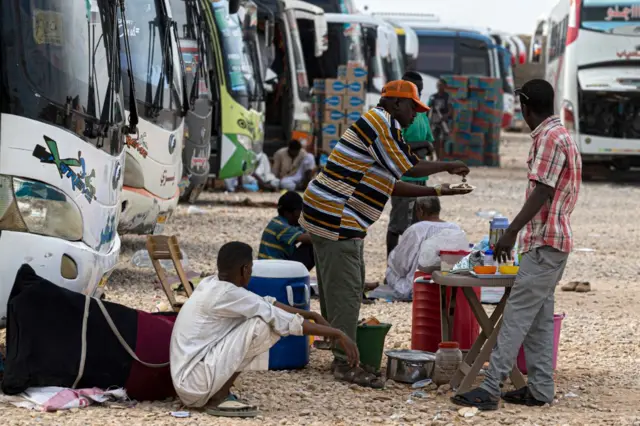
453, 79, 582, 411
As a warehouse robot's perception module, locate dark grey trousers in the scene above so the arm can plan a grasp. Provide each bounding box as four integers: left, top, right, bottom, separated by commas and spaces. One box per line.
311, 235, 365, 362
480, 246, 569, 403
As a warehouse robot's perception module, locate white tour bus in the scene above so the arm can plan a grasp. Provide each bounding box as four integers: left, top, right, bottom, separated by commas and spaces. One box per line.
531, 0, 640, 171
0, 0, 139, 324
118, 0, 188, 235
371, 14, 502, 103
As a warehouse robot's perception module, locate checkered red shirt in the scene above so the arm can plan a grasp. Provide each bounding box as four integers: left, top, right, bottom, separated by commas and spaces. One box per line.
518, 116, 582, 254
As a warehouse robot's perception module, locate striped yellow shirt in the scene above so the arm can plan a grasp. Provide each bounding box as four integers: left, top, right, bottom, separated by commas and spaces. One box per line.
300, 107, 419, 240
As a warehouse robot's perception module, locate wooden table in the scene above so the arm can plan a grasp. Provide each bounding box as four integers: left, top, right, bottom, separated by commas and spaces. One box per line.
415, 271, 526, 394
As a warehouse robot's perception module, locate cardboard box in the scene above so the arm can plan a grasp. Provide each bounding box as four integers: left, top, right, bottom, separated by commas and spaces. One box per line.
345, 110, 363, 123
323, 95, 343, 109
322, 121, 342, 139
346, 80, 366, 97
441, 75, 468, 89
322, 136, 340, 153
324, 109, 346, 122
344, 110, 362, 127
325, 78, 348, 96
346, 65, 368, 82
344, 95, 366, 110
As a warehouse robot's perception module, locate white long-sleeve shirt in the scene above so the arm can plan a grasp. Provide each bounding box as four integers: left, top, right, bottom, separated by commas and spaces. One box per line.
386, 221, 461, 298
170, 277, 304, 396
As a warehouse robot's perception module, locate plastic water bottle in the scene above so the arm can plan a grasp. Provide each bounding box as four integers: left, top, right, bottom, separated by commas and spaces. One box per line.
489, 217, 509, 248
484, 249, 495, 267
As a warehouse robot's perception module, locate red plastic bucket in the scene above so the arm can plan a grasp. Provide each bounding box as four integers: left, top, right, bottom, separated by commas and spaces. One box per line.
516, 313, 565, 374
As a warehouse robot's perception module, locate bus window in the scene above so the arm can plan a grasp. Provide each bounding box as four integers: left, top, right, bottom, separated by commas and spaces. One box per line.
496, 48, 514, 93
415, 36, 455, 78
457, 38, 490, 76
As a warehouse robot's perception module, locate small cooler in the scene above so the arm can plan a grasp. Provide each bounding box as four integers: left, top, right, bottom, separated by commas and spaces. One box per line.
248, 259, 310, 370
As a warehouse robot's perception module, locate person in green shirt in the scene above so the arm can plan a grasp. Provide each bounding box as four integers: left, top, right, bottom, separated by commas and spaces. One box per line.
386, 71, 436, 257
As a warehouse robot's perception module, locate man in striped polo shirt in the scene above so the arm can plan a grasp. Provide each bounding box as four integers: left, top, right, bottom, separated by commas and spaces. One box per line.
300, 80, 472, 388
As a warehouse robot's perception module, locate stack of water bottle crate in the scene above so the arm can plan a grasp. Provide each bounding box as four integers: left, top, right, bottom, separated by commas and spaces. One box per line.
311, 63, 368, 164
441, 75, 503, 167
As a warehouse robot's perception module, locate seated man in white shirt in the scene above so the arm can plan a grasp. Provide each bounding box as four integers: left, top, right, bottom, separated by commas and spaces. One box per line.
170, 241, 359, 418
386, 197, 461, 299
272, 139, 316, 191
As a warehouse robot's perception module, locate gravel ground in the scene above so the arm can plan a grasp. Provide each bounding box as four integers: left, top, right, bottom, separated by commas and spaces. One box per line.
4, 133, 640, 425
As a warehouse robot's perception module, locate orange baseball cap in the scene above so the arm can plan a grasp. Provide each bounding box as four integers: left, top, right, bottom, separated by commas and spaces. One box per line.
381, 80, 430, 112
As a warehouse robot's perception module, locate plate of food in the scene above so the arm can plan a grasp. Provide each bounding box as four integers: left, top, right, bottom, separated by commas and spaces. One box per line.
449, 182, 476, 192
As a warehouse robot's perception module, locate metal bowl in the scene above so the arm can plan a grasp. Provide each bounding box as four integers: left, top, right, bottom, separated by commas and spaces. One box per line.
385, 349, 436, 384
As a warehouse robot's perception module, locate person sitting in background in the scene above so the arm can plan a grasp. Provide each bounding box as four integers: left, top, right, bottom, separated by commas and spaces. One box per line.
171, 242, 359, 418
386, 71, 436, 258
258, 191, 314, 271
272, 139, 316, 191
386, 197, 461, 299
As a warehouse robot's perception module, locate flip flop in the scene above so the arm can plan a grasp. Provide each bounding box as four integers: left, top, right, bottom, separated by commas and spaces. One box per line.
451, 388, 499, 411
334, 365, 385, 389
205, 394, 259, 418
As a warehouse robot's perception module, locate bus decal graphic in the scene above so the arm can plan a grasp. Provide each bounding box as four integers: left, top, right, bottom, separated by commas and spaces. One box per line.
32, 136, 97, 203
605, 6, 640, 21
125, 132, 149, 158
617, 48, 640, 59
98, 214, 117, 249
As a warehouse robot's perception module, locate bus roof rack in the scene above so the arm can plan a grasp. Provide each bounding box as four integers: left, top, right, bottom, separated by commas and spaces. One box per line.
371, 12, 440, 23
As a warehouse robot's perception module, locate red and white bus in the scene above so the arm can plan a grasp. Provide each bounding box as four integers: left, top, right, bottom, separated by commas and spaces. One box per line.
531, 0, 640, 171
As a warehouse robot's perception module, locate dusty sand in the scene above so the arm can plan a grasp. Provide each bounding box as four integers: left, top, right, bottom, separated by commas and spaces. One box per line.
3, 133, 640, 425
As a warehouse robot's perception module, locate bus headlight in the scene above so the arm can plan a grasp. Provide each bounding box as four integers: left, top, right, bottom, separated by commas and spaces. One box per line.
236, 134, 253, 150
123, 152, 145, 188
0, 176, 83, 241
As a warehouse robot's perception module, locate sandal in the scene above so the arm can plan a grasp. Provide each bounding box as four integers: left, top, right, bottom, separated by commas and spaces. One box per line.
334, 365, 385, 389
561, 281, 583, 291
502, 386, 546, 407
314, 339, 332, 350
575, 281, 591, 293
205, 394, 259, 418
451, 388, 499, 411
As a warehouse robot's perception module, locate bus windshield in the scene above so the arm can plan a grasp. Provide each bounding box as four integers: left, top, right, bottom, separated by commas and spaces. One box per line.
415, 36, 455, 77
415, 35, 490, 77
319, 22, 365, 78
120, 0, 183, 119
211, 0, 249, 108
7, 0, 121, 126
496, 47, 514, 93
171, 0, 210, 97
336, 23, 366, 65
235, 15, 258, 103
581, 0, 640, 35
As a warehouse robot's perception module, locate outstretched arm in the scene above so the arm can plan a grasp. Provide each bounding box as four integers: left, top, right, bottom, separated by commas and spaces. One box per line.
274, 302, 359, 366
404, 159, 468, 178
392, 181, 472, 197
